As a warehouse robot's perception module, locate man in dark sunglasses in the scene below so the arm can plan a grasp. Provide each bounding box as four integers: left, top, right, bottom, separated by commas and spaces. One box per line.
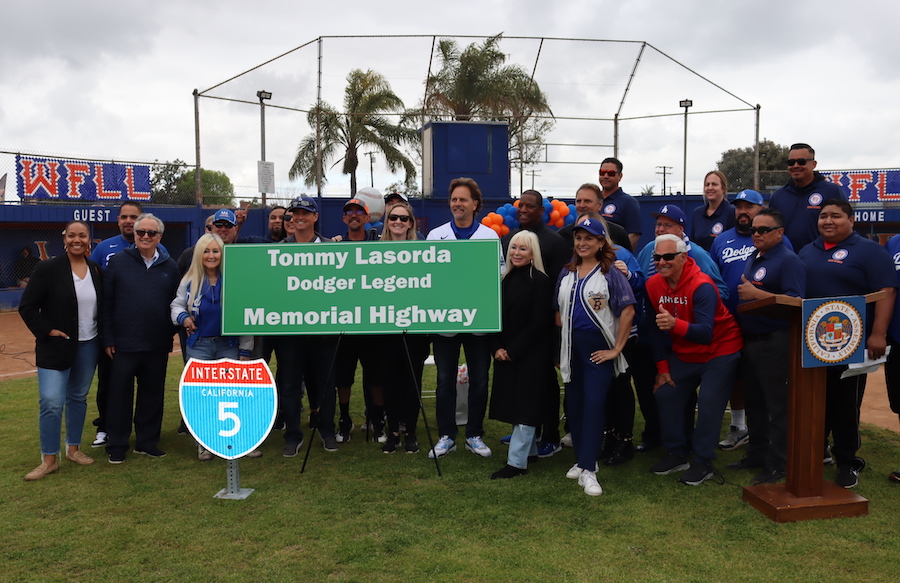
769, 143, 847, 250
333, 198, 378, 242
598, 157, 642, 249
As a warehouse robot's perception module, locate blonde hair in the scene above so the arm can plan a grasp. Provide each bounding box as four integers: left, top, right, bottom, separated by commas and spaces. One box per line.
181, 233, 224, 307
503, 230, 546, 279
380, 201, 417, 241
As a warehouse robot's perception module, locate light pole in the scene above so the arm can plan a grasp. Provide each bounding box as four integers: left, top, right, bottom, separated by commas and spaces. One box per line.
680, 99, 692, 195
257, 90, 272, 206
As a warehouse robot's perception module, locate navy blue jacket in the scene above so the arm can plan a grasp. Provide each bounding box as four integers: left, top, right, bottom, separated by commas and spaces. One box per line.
769, 173, 846, 250
103, 246, 180, 353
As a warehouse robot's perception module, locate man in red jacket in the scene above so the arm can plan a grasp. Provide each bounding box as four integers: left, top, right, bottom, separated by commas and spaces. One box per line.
645, 234, 743, 485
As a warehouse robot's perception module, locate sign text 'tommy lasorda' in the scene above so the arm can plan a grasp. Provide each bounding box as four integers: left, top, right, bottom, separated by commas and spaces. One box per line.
221, 240, 501, 335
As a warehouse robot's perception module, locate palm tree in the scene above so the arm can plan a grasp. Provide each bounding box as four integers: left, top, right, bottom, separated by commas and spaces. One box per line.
424, 34, 554, 164
290, 69, 417, 195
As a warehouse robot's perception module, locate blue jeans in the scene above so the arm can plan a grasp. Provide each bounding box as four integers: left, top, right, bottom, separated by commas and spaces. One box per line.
656, 351, 740, 464
568, 329, 613, 471
186, 336, 239, 361
432, 334, 490, 439
37, 337, 100, 455
507, 424, 538, 469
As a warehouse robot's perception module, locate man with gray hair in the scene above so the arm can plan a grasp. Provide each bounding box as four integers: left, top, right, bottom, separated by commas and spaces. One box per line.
103, 213, 180, 464
644, 233, 743, 486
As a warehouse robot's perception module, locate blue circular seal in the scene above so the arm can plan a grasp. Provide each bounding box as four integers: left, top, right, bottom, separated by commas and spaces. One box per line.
808, 193, 823, 206
753, 267, 766, 281
805, 301, 863, 363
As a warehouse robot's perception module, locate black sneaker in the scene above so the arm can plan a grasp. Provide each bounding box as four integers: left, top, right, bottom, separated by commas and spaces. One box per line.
404, 435, 420, 454
599, 432, 618, 461
282, 440, 303, 457
604, 440, 634, 466
134, 447, 167, 458
322, 434, 339, 452
108, 452, 126, 464
836, 465, 859, 488
727, 457, 764, 470
382, 433, 400, 454
679, 460, 714, 486
336, 417, 354, 443
889, 470, 900, 484
650, 452, 690, 475
490, 464, 528, 479
751, 468, 786, 485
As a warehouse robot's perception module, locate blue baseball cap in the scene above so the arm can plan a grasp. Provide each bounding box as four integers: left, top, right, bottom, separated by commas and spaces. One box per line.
212, 209, 237, 225
288, 196, 318, 213
731, 189, 765, 206
572, 217, 607, 238
651, 204, 686, 225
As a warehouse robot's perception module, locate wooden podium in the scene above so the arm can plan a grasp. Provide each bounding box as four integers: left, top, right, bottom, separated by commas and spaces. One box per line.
737, 294, 877, 523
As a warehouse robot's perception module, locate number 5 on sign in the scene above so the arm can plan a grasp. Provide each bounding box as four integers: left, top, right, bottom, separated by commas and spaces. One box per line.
219, 402, 240, 437
179, 359, 278, 460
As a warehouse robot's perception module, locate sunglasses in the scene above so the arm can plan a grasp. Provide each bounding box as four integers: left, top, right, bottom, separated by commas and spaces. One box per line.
388, 214, 411, 223
343, 209, 366, 216
652, 252, 682, 262
135, 229, 160, 238
787, 158, 813, 166
213, 221, 235, 228
749, 226, 783, 235
599, 170, 618, 177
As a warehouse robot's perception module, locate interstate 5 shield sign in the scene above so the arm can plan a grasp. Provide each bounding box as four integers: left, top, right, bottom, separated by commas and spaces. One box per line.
179, 359, 278, 460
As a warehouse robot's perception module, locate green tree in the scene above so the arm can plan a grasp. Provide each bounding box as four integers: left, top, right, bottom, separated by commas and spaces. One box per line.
424, 34, 554, 165
150, 159, 189, 204
290, 69, 418, 195
717, 139, 789, 192
383, 181, 422, 199
179, 169, 235, 207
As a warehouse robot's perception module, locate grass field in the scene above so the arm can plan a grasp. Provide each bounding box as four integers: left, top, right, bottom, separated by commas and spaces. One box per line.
2, 358, 900, 582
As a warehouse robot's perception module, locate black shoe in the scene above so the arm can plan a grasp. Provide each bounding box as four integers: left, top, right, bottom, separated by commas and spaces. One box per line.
836, 465, 859, 488
134, 447, 167, 458
336, 417, 354, 443
679, 460, 714, 486
599, 432, 618, 461
605, 440, 634, 466
322, 434, 339, 452
382, 433, 400, 454
282, 439, 303, 457
108, 452, 126, 464
490, 464, 528, 480
889, 470, 900, 484
92, 417, 101, 427
177, 419, 188, 435
650, 452, 690, 475
404, 435, 420, 454
635, 441, 660, 453
727, 457, 764, 470
751, 468, 786, 485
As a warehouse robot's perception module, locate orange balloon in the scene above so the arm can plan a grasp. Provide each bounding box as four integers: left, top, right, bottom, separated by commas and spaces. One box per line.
491, 224, 502, 235
493, 213, 504, 226
550, 210, 561, 222
482, 216, 492, 226
513, 200, 520, 208
559, 205, 570, 217
500, 225, 510, 236
554, 218, 565, 228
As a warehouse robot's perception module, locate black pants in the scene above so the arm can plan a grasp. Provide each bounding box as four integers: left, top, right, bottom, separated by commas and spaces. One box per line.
384, 334, 430, 436
825, 366, 865, 469
742, 329, 790, 472
272, 335, 338, 443
105, 350, 169, 455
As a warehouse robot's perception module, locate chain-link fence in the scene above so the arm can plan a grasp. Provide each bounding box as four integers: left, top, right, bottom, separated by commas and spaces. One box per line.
195, 35, 759, 202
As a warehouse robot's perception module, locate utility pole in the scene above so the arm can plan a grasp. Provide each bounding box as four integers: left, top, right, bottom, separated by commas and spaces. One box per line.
526, 169, 541, 190
365, 152, 375, 188
680, 99, 692, 195
656, 166, 672, 197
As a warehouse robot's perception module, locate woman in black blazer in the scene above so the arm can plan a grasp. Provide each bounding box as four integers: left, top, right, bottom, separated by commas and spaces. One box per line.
488, 230, 554, 479
19, 220, 102, 481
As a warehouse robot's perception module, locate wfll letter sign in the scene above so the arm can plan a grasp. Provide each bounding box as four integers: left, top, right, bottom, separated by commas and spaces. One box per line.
179, 359, 277, 459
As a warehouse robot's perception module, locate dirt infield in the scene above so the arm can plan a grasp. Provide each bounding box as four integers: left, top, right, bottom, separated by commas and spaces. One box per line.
2, 311, 898, 432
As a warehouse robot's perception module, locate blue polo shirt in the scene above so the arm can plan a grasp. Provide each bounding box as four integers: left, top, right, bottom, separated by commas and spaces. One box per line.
601, 188, 642, 237
690, 202, 735, 252
769, 174, 846, 250
738, 242, 805, 335
710, 228, 794, 314
799, 231, 895, 335
883, 234, 900, 340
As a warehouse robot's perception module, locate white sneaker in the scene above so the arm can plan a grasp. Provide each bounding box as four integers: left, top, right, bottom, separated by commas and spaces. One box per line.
566, 463, 583, 479
560, 433, 573, 448
578, 470, 603, 496
428, 436, 457, 459
92, 431, 107, 448
465, 436, 492, 457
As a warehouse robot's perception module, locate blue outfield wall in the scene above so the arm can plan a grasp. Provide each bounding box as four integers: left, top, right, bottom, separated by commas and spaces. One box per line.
2, 193, 897, 309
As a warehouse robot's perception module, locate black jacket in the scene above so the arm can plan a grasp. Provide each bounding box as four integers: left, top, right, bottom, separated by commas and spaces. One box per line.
19, 254, 103, 370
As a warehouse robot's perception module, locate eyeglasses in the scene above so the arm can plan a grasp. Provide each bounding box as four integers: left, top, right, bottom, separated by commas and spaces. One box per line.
343, 209, 366, 216
135, 229, 160, 238
213, 221, 235, 228
655, 222, 680, 229
787, 158, 813, 166
749, 226, 783, 235
205, 225, 212, 231
652, 252, 682, 262
388, 214, 411, 223
599, 170, 618, 177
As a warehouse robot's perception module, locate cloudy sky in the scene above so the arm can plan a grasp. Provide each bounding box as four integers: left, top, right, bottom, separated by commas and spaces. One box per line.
2, 0, 898, 201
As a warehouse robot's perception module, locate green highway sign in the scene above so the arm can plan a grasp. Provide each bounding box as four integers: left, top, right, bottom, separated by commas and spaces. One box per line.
221, 240, 501, 335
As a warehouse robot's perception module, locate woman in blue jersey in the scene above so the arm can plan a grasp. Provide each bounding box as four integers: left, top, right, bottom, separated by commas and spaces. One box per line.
556, 218, 635, 496
170, 233, 253, 460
